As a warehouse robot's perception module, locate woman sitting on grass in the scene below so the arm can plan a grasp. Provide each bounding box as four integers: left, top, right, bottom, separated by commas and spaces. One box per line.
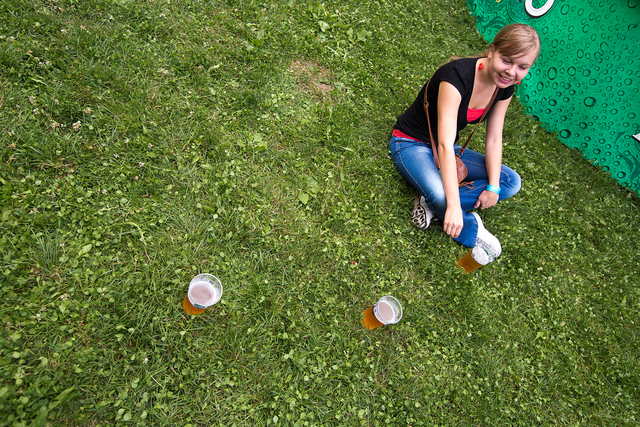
389, 23, 540, 260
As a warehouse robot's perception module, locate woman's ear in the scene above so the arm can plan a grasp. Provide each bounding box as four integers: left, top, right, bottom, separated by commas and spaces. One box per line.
487, 44, 496, 59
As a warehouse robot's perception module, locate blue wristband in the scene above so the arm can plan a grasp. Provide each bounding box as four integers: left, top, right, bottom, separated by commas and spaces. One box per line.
486, 185, 501, 195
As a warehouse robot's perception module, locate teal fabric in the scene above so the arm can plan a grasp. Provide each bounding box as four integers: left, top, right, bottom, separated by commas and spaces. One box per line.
467, 0, 640, 192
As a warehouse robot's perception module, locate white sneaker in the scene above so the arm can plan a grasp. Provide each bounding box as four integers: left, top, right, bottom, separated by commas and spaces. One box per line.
471, 212, 501, 259
411, 195, 434, 230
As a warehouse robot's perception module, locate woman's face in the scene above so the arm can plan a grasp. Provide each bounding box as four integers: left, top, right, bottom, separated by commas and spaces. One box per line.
487, 45, 538, 88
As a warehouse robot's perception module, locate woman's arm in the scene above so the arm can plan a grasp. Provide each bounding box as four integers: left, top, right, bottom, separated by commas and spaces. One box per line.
437, 82, 465, 238
474, 96, 513, 209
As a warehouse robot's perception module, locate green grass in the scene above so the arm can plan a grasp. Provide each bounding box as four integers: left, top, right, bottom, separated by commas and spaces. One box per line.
1, 0, 639, 425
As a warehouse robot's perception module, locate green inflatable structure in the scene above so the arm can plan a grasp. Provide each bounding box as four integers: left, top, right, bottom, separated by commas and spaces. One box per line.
467, 0, 640, 192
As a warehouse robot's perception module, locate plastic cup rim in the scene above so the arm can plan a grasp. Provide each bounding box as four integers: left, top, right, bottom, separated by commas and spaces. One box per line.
471, 246, 491, 265
374, 295, 402, 325
188, 274, 223, 309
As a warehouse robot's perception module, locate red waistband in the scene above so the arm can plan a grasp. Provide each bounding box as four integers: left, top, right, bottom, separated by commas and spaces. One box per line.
392, 129, 421, 141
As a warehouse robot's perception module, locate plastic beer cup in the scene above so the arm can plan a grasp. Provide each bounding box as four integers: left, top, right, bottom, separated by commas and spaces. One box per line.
362, 295, 403, 330
183, 274, 222, 315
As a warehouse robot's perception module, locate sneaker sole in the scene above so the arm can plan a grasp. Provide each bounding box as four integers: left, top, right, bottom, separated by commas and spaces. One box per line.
412, 196, 433, 230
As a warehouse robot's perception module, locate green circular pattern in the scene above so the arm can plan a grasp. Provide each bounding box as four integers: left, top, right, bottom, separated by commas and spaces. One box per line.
468, 0, 640, 191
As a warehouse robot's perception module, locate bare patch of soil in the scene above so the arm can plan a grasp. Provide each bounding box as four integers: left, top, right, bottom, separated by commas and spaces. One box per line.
289, 60, 334, 102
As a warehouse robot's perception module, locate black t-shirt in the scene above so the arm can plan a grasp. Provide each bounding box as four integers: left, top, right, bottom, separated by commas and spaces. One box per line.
393, 57, 515, 145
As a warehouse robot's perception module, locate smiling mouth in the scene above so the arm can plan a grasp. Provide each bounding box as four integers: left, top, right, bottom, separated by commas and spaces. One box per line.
498, 74, 513, 83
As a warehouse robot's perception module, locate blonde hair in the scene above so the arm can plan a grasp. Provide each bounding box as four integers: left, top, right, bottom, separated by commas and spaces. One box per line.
486, 23, 540, 61
448, 24, 540, 64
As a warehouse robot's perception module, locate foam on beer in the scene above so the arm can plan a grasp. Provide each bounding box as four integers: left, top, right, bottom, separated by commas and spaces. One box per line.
362, 295, 402, 329
189, 280, 220, 308
375, 300, 398, 324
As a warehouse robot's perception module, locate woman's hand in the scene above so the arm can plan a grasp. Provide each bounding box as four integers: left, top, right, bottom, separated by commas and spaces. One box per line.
474, 190, 499, 209
444, 207, 464, 238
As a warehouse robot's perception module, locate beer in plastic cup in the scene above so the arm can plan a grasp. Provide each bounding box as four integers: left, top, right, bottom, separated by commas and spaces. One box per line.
457, 245, 494, 273
183, 274, 222, 315
362, 295, 403, 330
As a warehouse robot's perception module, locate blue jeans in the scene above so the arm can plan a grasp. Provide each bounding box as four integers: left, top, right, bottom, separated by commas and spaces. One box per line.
389, 136, 521, 248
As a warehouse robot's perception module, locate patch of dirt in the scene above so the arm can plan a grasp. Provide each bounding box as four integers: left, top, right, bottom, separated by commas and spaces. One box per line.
289, 60, 334, 102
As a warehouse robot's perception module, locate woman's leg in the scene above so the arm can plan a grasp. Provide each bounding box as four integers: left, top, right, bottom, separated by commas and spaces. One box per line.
390, 137, 481, 246
389, 136, 448, 220
390, 138, 521, 248
453, 146, 521, 246
457, 147, 522, 211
